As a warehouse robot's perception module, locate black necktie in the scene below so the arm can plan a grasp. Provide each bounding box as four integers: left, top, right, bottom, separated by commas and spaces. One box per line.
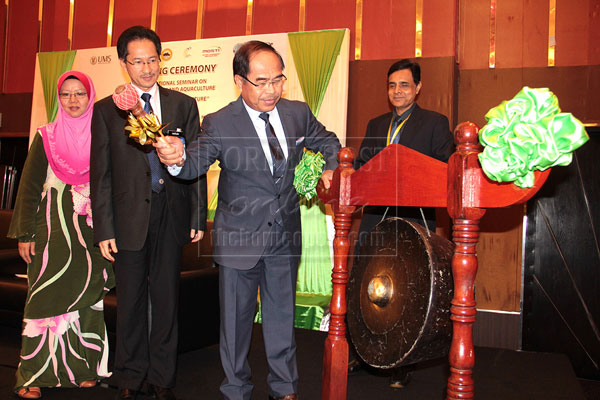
141, 92, 153, 113
141, 93, 164, 192
390, 116, 403, 144
259, 112, 285, 185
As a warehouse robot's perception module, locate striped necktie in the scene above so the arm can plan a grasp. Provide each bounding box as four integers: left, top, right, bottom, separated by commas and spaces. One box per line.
141, 93, 164, 193
390, 116, 403, 144
259, 112, 285, 185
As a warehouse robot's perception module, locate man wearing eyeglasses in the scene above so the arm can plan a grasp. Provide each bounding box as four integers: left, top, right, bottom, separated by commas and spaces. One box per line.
90, 25, 207, 400
154, 40, 341, 400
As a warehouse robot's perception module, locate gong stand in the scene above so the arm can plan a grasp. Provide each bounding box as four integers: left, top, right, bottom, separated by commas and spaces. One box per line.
317, 122, 551, 400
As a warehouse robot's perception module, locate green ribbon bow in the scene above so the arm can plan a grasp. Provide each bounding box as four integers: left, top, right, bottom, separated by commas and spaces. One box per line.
478, 86, 589, 188
294, 150, 326, 200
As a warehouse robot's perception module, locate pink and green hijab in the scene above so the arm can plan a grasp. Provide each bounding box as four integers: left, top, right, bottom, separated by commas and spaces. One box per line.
40, 70, 96, 186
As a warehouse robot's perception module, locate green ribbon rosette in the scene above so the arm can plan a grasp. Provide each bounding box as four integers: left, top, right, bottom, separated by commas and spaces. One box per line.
294, 150, 326, 200
478, 86, 589, 188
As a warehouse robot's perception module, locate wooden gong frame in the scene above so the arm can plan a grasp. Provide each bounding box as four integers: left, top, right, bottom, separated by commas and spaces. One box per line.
317, 122, 550, 399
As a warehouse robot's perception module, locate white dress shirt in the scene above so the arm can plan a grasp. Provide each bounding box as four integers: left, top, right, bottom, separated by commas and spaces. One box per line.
242, 100, 288, 174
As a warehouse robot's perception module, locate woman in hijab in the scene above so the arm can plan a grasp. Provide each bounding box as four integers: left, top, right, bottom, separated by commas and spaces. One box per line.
8, 71, 114, 399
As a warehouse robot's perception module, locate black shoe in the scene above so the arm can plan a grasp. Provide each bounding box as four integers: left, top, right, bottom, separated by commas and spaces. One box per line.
115, 388, 137, 400
389, 367, 412, 389
148, 384, 177, 400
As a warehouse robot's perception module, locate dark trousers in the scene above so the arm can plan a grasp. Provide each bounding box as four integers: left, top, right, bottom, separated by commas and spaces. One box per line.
218, 223, 300, 400
113, 191, 183, 390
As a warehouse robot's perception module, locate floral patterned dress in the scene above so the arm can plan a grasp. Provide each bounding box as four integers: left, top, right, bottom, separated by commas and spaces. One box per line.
8, 132, 115, 390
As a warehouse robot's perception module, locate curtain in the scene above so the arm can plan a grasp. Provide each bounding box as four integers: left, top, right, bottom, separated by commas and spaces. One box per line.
38, 51, 77, 123
295, 197, 332, 295
288, 30, 345, 116
287, 30, 344, 300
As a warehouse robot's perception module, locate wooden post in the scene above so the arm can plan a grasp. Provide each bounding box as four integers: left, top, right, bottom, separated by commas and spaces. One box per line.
321, 148, 356, 400
446, 122, 486, 399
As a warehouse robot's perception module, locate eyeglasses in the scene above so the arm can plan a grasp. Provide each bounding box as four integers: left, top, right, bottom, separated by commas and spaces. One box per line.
59, 92, 87, 99
126, 57, 159, 68
388, 81, 414, 90
241, 74, 287, 90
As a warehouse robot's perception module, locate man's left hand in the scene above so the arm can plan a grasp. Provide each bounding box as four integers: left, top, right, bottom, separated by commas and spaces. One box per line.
190, 229, 204, 243
320, 169, 334, 189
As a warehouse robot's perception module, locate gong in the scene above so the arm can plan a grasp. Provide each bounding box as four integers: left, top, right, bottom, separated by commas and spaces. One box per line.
347, 217, 455, 369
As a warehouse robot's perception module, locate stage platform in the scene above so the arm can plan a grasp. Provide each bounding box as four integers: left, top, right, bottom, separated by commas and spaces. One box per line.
0, 324, 595, 399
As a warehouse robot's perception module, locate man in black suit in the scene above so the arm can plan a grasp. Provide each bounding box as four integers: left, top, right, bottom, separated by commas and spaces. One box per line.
154, 41, 341, 400
351, 59, 454, 387
90, 26, 207, 400
356, 58, 454, 243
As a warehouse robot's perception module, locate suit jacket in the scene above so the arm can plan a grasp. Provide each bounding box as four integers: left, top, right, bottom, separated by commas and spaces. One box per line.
178, 96, 341, 270
356, 104, 454, 169
355, 104, 454, 228
90, 85, 207, 251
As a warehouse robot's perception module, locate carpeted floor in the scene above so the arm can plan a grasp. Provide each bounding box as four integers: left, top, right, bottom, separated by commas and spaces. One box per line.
1, 324, 598, 399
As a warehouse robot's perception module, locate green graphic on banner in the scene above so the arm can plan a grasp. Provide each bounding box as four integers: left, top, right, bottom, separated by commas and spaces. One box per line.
288, 29, 344, 117
38, 51, 77, 122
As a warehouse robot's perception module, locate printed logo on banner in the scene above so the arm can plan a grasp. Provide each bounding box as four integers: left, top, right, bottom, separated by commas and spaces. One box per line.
90, 55, 112, 65
202, 46, 221, 57
184, 47, 192, 57
161, 49, 173, 61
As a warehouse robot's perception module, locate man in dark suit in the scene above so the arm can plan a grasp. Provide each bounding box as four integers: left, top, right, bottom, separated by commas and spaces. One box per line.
356, 58, 454, 243
90, 26, 206, 400
154, 41, 341, 400
351, 59, 454, 388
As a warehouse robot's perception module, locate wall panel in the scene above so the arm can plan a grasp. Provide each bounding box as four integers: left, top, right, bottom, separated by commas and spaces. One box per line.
422, 0, 456, 57
112, 0, 153, 46
555, 0, 589, 66
475, 206, 524, 312
305, 0, 354, 59
495, 0, 523, 68
361, 0, 415, 60
522, 66, 590, 118
458, 0, 489, 70
0, 93, 32, 133
203, 0, 246, 39
41, 0, 69, 52
587, 65, 600, 122
459, 0, 598, 69
522, 0, 548, 68
73, 0, 111, 49
157, 0, 197, 42
0, 2, 7, 91
457, 68, 524, 127
5, 0, 39, 93
346, 60, 390, 151
590, 0, 600, 65
254, 0, 299, 35
459, 66, 600, 131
